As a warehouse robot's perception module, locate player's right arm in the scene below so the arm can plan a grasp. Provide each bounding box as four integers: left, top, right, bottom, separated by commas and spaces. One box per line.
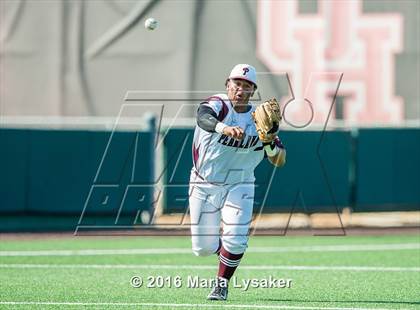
196, 105, 244, 140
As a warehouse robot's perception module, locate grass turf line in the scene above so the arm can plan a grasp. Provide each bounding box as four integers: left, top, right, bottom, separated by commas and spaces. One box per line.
0, 235, 419, 309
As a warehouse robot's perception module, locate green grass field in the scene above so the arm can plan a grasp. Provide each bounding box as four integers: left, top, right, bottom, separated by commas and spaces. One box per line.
0, 234, 419, 309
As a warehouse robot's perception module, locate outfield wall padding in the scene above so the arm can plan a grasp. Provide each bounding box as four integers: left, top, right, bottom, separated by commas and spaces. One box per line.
0, 129, 154, 223
1, 127, 419, 232
355, 128, 420, 211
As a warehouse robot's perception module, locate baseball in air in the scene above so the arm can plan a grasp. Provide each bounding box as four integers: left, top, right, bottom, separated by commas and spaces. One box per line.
145, 18, 158, 30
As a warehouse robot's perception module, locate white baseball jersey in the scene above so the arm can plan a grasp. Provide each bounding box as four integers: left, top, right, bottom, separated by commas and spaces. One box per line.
191, 93, 265, 184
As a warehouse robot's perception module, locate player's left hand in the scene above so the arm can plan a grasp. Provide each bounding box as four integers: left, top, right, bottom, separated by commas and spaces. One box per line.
252, 98, 282, 143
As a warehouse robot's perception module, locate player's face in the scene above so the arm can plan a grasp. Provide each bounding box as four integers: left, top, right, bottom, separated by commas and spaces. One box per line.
226, 79, 255, 107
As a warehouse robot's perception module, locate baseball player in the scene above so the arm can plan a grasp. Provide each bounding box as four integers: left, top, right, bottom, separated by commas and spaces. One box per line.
189, 64, 286, 301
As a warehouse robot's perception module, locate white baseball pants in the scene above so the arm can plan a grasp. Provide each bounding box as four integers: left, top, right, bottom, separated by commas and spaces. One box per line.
189, 172, 254, 256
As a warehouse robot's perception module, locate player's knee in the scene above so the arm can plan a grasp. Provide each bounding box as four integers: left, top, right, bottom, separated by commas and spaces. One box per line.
222, 236, 248, 254
191, 236, 219, 257
192, 246, 215, 257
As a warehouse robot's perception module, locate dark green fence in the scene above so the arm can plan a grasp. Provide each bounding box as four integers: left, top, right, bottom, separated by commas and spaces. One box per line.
1, 127, 419, 231
0, 129, 154, 231
355, 128, 420, 211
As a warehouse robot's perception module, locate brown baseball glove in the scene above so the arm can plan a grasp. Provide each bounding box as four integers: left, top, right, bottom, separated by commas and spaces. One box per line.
251, 98, 282, 143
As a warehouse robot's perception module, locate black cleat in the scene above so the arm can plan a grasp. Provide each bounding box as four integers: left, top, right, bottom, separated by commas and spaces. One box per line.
207, 278, 228, 301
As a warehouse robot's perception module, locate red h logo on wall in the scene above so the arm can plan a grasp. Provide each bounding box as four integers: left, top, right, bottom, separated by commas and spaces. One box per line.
257, 0, 404, 125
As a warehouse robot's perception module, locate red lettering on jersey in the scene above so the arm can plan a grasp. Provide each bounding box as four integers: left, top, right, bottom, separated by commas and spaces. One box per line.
257, 0, 404, 125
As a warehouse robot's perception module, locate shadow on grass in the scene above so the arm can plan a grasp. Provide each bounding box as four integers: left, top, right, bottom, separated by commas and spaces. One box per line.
261, 299, 420, 306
